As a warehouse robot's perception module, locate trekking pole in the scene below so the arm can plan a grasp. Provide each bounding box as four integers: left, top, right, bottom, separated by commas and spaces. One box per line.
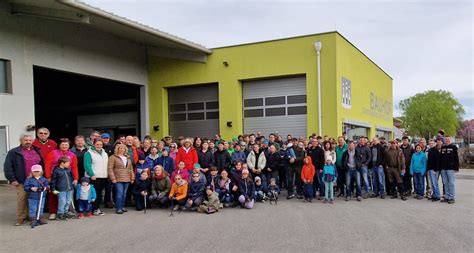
70, 196, 77, 217
169, 198, 174, 217
36, 189, 45, 223
144, 194, 147, 214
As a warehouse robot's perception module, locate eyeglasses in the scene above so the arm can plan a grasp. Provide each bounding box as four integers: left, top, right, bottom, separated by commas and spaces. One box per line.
171, 146, 176, 149
192, 175, 199, 178
38, 132, 48, 135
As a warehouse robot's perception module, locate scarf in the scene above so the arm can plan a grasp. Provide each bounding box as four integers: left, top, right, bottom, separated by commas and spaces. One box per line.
154, 173, 164, 180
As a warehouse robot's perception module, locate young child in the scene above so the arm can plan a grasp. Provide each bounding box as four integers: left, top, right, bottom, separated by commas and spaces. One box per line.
171, 161, 190, 184
216, 170, 234, 208
410, 144, 427, 200
24, 165, 49, 228
135, 153, 151, 178
75, 177, 97, 218
156, 147, 174, 175
192, 163, 207, 185
207, 166, 220, 191
197, 186, 220, 214
231, 144, 246, 165
133, 171, 151, 211
169, 174, 188, 211
301, 156, 316, 202
51, 156, 75, 220
254, 176, 268, 202
267, 178, 281, 202
185, 173, 205, 211
322, 156, 337, 204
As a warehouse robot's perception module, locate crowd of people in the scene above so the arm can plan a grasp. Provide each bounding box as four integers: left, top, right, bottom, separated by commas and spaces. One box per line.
4, 128, 460, 228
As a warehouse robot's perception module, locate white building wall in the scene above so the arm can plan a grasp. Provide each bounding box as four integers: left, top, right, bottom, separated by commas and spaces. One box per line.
0, 4, 150, 179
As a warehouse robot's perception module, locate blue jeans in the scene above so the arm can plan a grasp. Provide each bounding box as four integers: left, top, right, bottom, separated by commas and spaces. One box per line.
216, 189, 233, 204
58, 190, 73, 214
428, 170, 440, 199
115, 182, 129, 211
413, 173, 425, 197
372, 165, 386, 195
346, 169, 361, 197
304, 183, 314, 199
28, 195, 46, 218
77, 199, 92, 213
440, 170, 455, 200
316, 170, 325, 197
360, 166, 370, 195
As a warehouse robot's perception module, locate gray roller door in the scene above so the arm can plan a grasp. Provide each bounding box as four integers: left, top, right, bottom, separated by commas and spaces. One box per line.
168, 84, 219, 138
243, 76, 307, 138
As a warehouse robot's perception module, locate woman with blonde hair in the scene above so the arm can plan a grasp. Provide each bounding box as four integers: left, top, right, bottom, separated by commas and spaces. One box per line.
108, 144, 135, 214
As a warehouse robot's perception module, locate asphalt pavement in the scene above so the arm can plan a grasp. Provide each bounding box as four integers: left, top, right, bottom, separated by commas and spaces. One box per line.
0, 170, 473, 253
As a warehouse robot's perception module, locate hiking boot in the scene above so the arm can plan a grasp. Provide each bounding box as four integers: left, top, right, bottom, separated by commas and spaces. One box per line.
30, 218, 37, 228
49, 213, 56, 220
448, 199, 455, 204
38, 216, 48, 225
66, 213, 76, 219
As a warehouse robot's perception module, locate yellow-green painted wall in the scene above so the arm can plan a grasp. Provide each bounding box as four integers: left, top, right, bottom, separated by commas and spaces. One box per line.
335, 33, 393, 139
148, 32, 392, 141
148, 33, 338, 140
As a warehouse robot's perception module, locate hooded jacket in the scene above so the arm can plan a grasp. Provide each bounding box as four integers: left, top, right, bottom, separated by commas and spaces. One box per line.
198, 149, 215, 169
151, 173, 171, 196
239, 177, 255, 201
264, 151, 280, 173
75, 183, 97, 202
214, 149, 232, 171
301, 156, 316, 183
427, 146, 442, 171
133, 177, 151, 195
169, 180, 188, 201
440, 144, 459, 171
156, 155, 175, 175
247, 150, 266, 171
307, 146, 325, 171
24, 176, 49, 200
410, 151, 427, 175
231, 150, 247, 165
355, 144, 372, 168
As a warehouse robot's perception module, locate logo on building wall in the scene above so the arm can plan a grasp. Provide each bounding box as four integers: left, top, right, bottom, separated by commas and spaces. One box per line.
362, 92, 392, 121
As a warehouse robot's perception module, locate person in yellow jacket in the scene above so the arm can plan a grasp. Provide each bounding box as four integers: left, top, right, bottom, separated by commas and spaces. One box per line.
169, 174, 188, 211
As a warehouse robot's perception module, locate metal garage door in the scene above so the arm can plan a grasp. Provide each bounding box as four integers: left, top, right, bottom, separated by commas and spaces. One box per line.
168, 84, 219, 138
243, 76, 307, 138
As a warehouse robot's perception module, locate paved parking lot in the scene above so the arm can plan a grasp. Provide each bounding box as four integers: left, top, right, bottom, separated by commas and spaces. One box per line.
0, 170, 473, 252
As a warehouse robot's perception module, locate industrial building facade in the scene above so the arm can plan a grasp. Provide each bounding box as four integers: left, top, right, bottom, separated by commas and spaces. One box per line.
148, 32, 393, 140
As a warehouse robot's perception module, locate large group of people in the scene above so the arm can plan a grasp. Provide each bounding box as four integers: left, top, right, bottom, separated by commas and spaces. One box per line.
4, 128, 460, 228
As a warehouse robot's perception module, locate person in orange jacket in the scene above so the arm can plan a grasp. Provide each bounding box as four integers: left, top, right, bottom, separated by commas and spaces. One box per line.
169, 174, 188, 211
301, 156, 315, 202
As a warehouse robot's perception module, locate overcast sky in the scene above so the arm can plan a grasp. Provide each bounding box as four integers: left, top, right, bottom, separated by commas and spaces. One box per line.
85, 0, 473, 119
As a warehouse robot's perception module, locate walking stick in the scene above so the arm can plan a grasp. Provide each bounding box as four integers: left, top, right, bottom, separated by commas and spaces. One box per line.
144, 194, 147, 214
36, 189, 45, 222
169, 198, 174, 217
70, 197, 77, 217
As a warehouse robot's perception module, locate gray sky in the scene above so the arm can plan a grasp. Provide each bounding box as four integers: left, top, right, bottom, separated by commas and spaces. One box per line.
85, 0, 473, 119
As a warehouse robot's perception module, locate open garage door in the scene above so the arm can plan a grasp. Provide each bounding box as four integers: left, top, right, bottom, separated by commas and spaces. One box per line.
33, 67, 141, 141
243, 76, 307, 138
168, 84, 219, 138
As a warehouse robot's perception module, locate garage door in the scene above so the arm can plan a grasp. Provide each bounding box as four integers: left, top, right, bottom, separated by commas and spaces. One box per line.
168, 84, 219, 138
243, 76, 307, 138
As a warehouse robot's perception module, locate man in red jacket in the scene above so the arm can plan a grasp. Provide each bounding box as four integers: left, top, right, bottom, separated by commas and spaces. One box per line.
175, 138, 198, 172
32, 127, 57, 160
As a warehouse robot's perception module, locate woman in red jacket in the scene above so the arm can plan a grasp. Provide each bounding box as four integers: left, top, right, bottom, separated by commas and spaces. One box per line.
45, 138, 78, 220
175, 138, 198, 172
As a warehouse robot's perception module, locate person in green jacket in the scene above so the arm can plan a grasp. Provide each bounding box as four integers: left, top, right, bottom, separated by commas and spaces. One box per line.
335, 136, 348, 197
197, 186, 220, 214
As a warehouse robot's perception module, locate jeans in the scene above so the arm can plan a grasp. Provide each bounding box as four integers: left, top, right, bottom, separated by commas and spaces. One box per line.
440, 170, 456, 200
77, 199, 92, 213
216, 189, 233, 204
57, 190, 73, 214
428, 170, 440, 199
324, 182, 334, 200
304, 183, 313, 199
346, 169, 361, 197
255, 191, 265, 201
360, 166, 371, 195
115, 182, 129, 211
28, 195, 46, 218
413, 173, 425, 197
314, 170, 324, 197
372, 165, 386, 196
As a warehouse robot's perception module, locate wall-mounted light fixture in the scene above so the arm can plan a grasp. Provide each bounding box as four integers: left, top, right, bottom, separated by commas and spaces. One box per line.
153, 125, 160, 131
226, 121, 232, 127
223, 61, 229, 67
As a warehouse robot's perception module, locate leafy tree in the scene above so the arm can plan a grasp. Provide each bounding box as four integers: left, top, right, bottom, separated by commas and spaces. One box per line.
399, 90, 464, 139
458, 119, 474, 143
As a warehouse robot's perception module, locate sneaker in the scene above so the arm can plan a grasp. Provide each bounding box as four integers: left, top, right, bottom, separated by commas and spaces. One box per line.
440, 199, 448, 203
370, 194, 378, 198
115, 210, 123, 214
345, 197, 350, 201
391, 194, 398, 199
15, 220, 24, 226
97, 209, 105, 216
122, 208, 128, 212
308, 198, 312, 203
381, 195, 385, 199
431, 198, 440, 202
337, 193, 344, 198
401, 196, 407, 201
296, 195, 304, 199
448, 199, 455, 204
219, 203, 224, 209
287, 194, 295, 200
49, 213, 56, 220
363, 194, 368, 199
323, 199, 328, 204
173, 205, 179, 211
78, 213, 85, 219
357, 196, 362, 202
329, 199, 334, 204
86, 212, 93, 217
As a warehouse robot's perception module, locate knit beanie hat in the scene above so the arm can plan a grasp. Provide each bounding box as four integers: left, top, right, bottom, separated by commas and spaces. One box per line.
81, 177, 90, 184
